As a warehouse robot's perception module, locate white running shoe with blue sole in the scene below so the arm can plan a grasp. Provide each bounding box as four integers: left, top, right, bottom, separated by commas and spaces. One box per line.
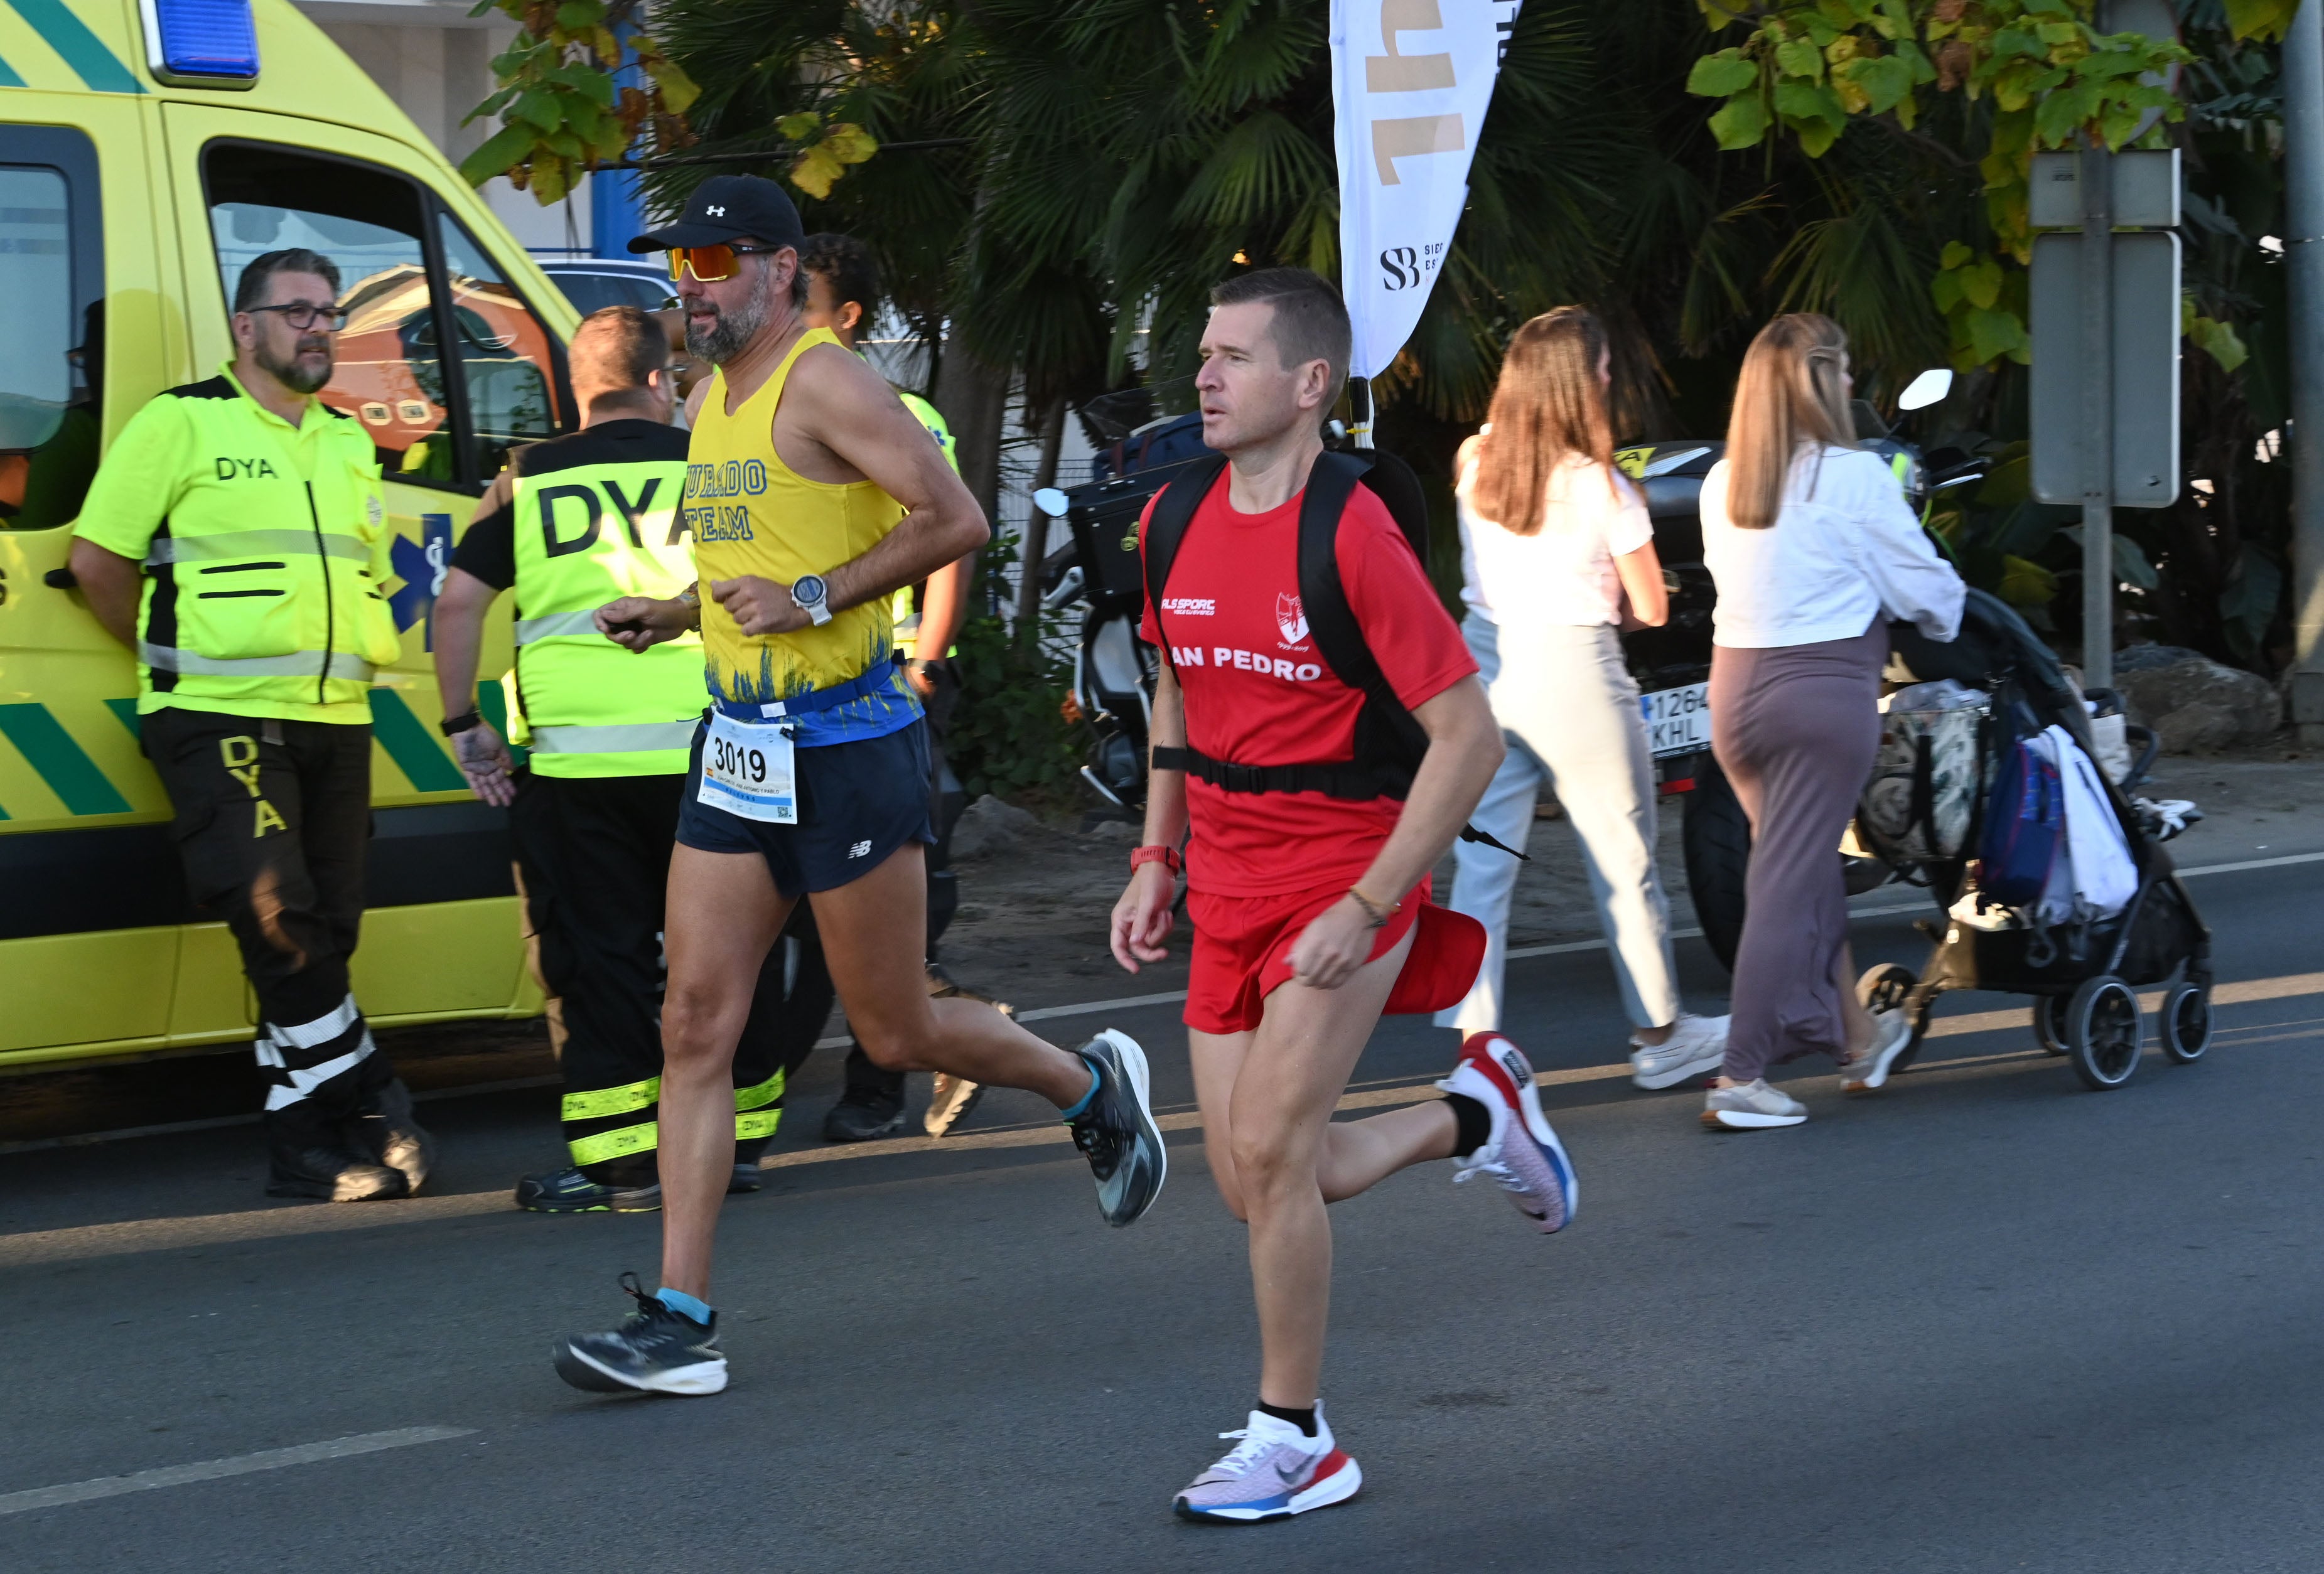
1439, 1031, 1579, 1233
1173, 1406, 1362, 1523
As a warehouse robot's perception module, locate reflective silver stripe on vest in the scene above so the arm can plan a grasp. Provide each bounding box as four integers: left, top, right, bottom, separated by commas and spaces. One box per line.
138, 642, 377, 680
513, 610, 605, 645
144, 530, 374, 566
527, 721, 700, 754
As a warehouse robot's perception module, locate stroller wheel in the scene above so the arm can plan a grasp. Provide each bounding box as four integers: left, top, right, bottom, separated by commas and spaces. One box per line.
2065, 976, 2143, 1091
1855, 964, 1930, 1071
2160, 980, 2213, 1064
2033, 995, 2069, 1056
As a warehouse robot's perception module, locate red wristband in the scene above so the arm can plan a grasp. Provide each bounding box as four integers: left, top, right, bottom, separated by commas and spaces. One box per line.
1130, 844, 1181, 876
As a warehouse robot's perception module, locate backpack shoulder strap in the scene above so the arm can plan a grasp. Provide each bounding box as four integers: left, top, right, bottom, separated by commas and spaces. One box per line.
1141, 453, 1229, 667
1298, 451, 1429, 765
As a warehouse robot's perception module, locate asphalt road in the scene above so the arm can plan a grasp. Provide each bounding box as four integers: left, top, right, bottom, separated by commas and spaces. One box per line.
3, 851, 2319, 1573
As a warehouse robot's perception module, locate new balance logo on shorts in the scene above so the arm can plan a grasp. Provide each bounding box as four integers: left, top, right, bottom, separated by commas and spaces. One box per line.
848, 840, 873, 859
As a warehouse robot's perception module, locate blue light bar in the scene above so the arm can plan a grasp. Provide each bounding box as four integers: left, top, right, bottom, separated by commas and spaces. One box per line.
140, 0, 261, 88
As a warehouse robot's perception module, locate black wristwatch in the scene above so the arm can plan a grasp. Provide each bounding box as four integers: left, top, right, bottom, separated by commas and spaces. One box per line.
439, 710, 483, 737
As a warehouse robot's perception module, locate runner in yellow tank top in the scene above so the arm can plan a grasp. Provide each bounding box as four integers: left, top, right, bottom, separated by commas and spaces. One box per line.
564, 178, 1167, 1403
685, 326, 921, 739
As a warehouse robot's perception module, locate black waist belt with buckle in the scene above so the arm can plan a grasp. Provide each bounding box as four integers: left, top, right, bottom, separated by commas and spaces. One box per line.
1149, 744, 1397, 802
1148, 744, 1529, 861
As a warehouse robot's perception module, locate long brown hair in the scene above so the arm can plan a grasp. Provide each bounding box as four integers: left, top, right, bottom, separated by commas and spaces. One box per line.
1723, 313, 1855, 530
1469, 307, 1615, 536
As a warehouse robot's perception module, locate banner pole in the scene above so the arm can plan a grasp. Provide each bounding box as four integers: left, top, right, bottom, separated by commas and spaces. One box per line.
1348, 376, 1375, 451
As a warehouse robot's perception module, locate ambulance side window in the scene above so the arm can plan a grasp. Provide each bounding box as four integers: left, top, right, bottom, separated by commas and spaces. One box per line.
202, 143, 460, 486
435, 216, 566, 481
1, 126, 104, 530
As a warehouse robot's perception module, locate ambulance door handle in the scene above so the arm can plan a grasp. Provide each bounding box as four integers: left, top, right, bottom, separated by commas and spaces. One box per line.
45, 568, 77, 589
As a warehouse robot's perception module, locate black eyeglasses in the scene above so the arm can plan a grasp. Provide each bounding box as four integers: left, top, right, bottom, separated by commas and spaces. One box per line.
247, 302, 350, 331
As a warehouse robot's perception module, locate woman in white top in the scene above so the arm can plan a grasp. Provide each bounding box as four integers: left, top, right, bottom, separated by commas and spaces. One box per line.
1439, 308, 1729, 1085
1697, 313, 1964, 1132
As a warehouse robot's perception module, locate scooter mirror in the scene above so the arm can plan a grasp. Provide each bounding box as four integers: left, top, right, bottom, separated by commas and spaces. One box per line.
1898, 368, 1953, 412
1031, 487, 1070, 518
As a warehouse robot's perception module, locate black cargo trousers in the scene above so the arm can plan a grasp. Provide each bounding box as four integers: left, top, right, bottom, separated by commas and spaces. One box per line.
510, 768, 839, 1184
140, 708, 404, 1177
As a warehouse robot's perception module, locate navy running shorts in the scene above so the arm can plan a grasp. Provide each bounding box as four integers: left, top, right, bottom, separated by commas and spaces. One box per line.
675, 718, 935, 896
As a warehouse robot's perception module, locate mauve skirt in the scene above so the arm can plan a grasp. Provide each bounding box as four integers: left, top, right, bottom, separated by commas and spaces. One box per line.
1709, 620, 1887, 1080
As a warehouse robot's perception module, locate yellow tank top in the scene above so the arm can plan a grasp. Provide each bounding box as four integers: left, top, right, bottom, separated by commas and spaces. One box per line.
686, 328, 907, 709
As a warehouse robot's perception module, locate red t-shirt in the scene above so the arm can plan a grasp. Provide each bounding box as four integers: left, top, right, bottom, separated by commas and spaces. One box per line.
1138, 466, 1477, 897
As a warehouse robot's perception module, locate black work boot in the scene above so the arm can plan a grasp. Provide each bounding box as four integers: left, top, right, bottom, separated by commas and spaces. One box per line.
264, 1105, 406, 1202
349, 1073, 436, 1196
821, 1047, 908, 1142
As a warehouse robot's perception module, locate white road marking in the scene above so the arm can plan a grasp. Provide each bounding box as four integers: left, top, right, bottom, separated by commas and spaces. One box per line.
0, 1427, 475, 1518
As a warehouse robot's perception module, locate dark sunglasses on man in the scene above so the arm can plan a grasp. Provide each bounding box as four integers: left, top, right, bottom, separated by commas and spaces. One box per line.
245, 302, 349, 331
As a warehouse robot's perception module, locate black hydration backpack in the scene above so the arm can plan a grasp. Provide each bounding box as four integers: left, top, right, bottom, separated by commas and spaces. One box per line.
1142, 448, 1522, 857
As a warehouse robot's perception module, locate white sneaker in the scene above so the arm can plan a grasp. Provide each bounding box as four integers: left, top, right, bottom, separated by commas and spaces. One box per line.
1701, 1078, 1808, 1130
1171, 1405, 1362, 1523
1628, 1014, 1730, 1090
1840, 1009, 1914, 1094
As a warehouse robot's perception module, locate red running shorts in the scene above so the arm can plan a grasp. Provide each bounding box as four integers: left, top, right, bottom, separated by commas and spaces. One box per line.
1182, 878, 1486, 1036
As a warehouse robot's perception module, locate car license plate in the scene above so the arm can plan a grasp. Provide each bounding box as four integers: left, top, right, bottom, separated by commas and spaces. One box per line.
1641, 681, 1711, 758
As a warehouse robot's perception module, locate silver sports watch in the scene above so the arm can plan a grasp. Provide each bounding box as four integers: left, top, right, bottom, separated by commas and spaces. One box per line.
790, 573, 833, 627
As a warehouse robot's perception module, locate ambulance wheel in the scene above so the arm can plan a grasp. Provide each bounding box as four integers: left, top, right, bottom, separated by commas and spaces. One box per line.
2033, 995, 2068, 1056
2160, 979, 2212, 1064
2065, 976, 2143, 1091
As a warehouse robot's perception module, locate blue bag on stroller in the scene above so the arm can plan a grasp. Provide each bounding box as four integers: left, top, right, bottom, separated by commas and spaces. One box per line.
1979, 733, 2063, 908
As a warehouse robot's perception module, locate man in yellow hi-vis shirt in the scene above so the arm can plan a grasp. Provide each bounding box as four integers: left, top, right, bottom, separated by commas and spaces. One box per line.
67, 247, 433, 1203
431, 306, 835, 1213
797, 232, 1001, 1142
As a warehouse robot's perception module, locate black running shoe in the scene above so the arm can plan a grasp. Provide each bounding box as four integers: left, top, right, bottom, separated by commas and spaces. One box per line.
729, 1162, 763, 1194
821, 1087, 909, 1142
352, 1076, 435, 1195
515, 1166, 662, 1213
1067, 1030, 1166, 1227
554, 1272, 728, 1396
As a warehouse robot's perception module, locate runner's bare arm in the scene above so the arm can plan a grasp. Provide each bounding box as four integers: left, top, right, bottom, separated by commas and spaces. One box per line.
1110, 664, 1190, 972
1285, 675, 1505, 990
712, 346, 986, 636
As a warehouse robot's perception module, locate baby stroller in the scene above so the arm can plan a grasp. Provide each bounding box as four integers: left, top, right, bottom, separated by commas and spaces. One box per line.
1848, 589, 2212, 1092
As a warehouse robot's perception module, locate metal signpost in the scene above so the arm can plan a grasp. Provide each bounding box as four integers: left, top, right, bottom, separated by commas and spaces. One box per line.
2028, 146, 2182, 690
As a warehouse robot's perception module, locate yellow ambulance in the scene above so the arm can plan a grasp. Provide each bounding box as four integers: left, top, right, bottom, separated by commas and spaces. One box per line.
0, 0, 574, 1069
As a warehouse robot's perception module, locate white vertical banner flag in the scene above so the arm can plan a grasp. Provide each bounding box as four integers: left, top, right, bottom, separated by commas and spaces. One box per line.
1330, 0, 1523, 380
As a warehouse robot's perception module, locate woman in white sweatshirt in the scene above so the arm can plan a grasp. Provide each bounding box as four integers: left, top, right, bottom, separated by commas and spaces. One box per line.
1697, 313, 1964, 1131
1440, 308, 1728, 1086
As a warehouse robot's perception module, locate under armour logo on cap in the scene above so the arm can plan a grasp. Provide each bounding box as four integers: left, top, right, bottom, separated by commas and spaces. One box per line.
627, 174, 804, 258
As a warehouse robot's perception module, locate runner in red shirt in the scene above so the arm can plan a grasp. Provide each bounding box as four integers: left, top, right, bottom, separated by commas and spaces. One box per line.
1109, 269, 1581, 1523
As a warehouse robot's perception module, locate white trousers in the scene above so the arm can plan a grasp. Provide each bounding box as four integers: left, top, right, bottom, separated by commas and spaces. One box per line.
1438, 613, 1682, 1034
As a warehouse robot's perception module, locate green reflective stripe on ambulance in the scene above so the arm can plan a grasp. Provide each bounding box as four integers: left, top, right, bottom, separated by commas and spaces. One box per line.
562, 1075, 660, 1123
4, 0, 143, 92
0, 703, 131, 815
145, 530, 373, 566
0, 48, 26, 87
733, 1068, 785, 1112
529, 721, 699, 754
104, 698, 141, 739
569, 1121, 657, 1167
735, 1108, 782, 1142
366, 689, 466, 793
513, 611, 601, 644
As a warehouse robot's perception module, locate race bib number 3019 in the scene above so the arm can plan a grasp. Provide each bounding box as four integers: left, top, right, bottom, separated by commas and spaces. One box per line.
698, 710, 798, 823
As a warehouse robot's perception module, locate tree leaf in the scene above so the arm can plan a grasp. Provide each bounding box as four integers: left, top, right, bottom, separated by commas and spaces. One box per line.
1962, 255, 2002, 309
1686, 50, 1758, 97
1966, 305, 2028, 365
1773, 78, 1846, 129
1999, 554, 2058, 607
1790, 116, 1840, 158
641, 53, 701, 115
777, 111, 822, 142
1775, 36, 1824, 81
456, 119, 537, 188
1709, 92, 1771, 149
822, 123, 879, 165
792, 143, 844, 200
1844, 53, 1913, 114
554, 0, 600, 31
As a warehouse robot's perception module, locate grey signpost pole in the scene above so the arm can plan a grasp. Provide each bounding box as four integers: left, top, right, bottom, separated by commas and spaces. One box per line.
2286, 0, 2324, 746
2080, 137, 2116, 691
